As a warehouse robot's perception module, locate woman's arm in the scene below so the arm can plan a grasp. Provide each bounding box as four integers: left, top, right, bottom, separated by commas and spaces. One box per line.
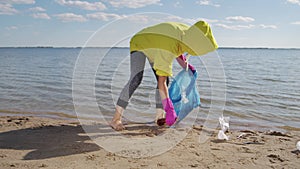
176, 54, 188, 69
176, 54, 196, 73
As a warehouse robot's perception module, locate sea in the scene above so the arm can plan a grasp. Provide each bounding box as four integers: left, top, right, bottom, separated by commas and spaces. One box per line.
0, 47, 299, 131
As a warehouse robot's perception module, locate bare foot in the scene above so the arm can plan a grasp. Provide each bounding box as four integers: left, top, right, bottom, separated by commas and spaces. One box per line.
110, 120, 125, 131
156, 118, 166, 126
155, 108, 165, 126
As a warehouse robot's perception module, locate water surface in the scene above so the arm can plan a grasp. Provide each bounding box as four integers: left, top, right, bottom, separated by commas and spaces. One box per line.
0, 47, 299, 131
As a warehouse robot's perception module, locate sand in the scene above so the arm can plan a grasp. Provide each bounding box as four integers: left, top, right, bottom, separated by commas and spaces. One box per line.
0, 116, 299, 169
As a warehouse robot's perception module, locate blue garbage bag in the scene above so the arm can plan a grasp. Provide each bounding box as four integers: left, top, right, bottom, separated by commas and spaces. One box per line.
168, 69, 201, 122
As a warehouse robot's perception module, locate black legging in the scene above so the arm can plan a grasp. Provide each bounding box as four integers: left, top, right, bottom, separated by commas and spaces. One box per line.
116, 51, 169, 109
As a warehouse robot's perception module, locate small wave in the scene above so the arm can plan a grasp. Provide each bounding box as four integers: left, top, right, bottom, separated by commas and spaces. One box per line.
261, 78, 286, 83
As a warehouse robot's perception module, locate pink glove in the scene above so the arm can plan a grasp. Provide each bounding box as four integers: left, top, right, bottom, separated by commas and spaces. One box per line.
188, 64, 196, 73
162, 98, 177, 126
176, 55, 196, 74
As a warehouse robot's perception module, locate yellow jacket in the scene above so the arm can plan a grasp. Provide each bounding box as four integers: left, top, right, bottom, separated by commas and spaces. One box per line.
130, 21, 218, 76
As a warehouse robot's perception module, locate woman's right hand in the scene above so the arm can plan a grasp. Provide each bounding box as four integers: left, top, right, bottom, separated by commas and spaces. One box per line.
162, 98, 177, 126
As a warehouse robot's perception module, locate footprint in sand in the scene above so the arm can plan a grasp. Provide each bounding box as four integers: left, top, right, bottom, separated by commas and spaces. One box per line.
267, 154, 285, 163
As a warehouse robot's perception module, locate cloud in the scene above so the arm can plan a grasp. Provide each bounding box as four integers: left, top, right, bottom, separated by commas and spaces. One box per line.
87, 12, 124, 21
160, 15, 196, 24
86, 13, 162, 23
123, 15, 217, 25
32, 13, 50, 19
86, 13, 204, 24
6, 26, 18, 30
0, 3, 18, 15
196, 0, 220, 7
29, 7, 46, 12
55, 0, 106, 10
86, 13, 205, 25
291, 21, 300, 25
54, 13, 87, 22
128, 15, 196, 24
29, 7, 49, 19
258, 24, 277, 29
286, 0, 300, 6
1, 0, 35, 4
108, 0, 161, 8
216, 23, 277, 30
216, 23, 255, 30
163, 16, 219, 25
226, 16, 255, 22
1, 0, 36, 15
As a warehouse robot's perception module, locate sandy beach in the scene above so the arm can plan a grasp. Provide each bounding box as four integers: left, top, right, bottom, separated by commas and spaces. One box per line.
0, 116, 299, 169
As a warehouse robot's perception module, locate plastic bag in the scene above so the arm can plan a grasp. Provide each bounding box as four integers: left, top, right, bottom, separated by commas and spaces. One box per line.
168, 69, 200, 122
218, 116, 230, 140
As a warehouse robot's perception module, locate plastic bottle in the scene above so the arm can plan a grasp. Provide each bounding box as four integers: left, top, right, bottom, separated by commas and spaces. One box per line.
297, 141, 300, 151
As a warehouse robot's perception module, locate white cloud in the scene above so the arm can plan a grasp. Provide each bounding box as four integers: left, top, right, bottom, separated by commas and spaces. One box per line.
32, 13, 50, 19
216, 23, 277, 30
2, 0, 35, 4
6, 26, 18, 30
0, 3, 18, 15
87, 12, 124, 21
196, 0, 220, 7
88, 14, 199, 25
129, 15, 197, 25
1, 0, 36, 15
122, 15, 218, 25
226, 16, 255, 22
108, 0, 161, 8
87, 14, 150, 25
54, 13, 87, 22
259, 24, 277, 29
291, 21, 300, 25
286, 0, 300, 6
55, 0, 106, 10
86, 13, 208, 24
29, 7, 46, 12
215, 23, 255, 30
161, 15, 197, 24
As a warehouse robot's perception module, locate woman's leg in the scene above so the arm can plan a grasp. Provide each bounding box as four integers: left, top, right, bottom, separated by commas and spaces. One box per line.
157, 76, 169, 100
110, 51, 146, 130
151, 68, 169, 125
151, 68, 169, 109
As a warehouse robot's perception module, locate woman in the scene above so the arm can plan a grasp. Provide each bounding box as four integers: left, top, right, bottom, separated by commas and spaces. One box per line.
110, 20, 218, 130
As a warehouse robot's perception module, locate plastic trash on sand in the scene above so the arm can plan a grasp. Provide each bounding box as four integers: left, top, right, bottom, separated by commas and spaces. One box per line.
218, 116, 230, 140
297, 141, 300, 151
168, 69, 200, 122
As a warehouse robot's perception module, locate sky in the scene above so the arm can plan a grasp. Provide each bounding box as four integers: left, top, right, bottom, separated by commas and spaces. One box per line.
1, 0, 300, 48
